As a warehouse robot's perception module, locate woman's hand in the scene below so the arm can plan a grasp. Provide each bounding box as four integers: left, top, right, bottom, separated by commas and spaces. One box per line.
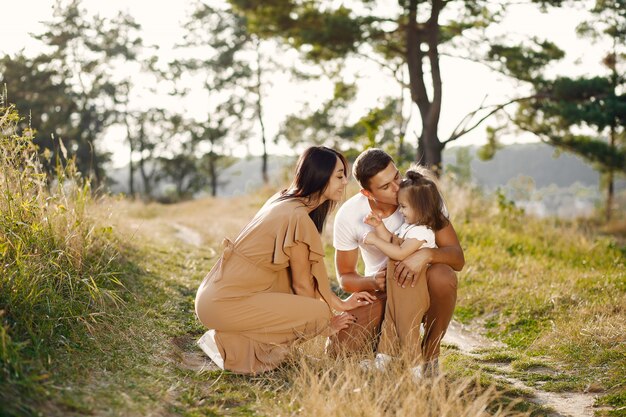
329, 312, 356, 335
341, 291, 377, 311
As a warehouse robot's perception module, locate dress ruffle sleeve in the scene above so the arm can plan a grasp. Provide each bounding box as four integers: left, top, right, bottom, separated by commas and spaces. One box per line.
272, 211, 334, 310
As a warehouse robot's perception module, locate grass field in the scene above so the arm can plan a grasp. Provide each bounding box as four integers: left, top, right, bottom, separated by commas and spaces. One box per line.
1, 103, 624, 416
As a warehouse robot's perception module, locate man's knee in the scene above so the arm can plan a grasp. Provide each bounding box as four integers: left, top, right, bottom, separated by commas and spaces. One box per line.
426, 264, 458, 297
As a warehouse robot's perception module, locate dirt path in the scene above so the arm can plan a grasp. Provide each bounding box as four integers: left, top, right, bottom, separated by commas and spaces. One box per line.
172, 223, 203, 247
443, 322, 599, 417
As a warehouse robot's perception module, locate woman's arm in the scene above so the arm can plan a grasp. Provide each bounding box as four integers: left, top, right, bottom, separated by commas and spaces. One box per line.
291, 242, 377, 310
289, 241, 316, 298
365, 233, 425, 261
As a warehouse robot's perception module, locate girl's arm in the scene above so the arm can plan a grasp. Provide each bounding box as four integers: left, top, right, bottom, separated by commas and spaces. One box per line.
364, 212, 393, 242
364, 233, 425, 261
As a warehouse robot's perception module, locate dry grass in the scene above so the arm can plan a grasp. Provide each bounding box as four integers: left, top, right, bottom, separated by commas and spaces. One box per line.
252, 339, 530, 417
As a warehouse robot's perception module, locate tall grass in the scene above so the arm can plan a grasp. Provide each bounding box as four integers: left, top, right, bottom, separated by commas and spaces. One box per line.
0, 101, 126, 414
251, 340, 530, 417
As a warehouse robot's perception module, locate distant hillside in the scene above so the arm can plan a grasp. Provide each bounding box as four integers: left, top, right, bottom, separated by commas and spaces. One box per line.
443, 142, 625, 218
106, 155, 295, 198
443, 142, 604, 189
214, 155, 293, 197
106, 143, 623, 217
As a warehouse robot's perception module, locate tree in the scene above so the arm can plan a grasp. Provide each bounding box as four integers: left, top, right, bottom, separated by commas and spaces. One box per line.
229, 0, 564, 173
279, 81, 358, 149
0, 0, 143, 187
0, 53, 76, 174
485, 0, 625, 220
250, 36, 274, 184
131, 108, 174, 199
170, 1, 253, 196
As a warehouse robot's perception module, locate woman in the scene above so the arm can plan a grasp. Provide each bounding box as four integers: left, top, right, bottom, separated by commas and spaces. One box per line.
195, 146, 376, 374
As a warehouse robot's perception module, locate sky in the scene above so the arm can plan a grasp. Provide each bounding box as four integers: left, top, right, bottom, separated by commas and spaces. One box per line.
0, 0, 610, 167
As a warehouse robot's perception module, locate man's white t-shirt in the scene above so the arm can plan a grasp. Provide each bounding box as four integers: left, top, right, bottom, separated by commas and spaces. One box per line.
333, 193, 404, 276
333, 193, 448, 276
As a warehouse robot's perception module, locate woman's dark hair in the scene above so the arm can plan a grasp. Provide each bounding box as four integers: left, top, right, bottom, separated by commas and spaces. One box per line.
399, 167, 449, 231
352, 148, 393, 190
277, 146, 348, 233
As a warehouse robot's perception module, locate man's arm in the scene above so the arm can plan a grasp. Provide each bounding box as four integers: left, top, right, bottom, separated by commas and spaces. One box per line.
394, 222, 465, 287
335, 249, 385, 293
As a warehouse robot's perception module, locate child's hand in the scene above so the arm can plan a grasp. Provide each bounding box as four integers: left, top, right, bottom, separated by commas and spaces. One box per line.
363, 211, 382, 227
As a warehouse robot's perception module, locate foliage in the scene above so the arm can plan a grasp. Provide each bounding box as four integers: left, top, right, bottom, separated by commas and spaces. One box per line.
487, 39, 565, 82
0, 0, 143, 186
0, 101, 128, 415
447, 176, 625, 398
168, 1, 254, 197
279, 81, 358, 148
511, 75, 626, 173
230, 0, 567, 171
482, 0, 625, 221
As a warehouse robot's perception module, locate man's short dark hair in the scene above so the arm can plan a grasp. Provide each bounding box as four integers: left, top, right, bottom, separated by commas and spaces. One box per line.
352, 148, 393, 190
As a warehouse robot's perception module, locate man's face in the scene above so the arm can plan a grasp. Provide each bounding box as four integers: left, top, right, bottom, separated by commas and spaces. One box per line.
363, 162, 402, 206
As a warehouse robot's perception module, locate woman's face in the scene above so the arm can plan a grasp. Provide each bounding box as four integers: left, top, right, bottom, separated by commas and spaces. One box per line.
322, 157, 348, 202
398, 189, 418, 224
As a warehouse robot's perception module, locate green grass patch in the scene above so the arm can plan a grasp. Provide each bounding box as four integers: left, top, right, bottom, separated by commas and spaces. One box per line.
452, 186, 625, 408
478, 350, 519, 364
0, 104, 134, 415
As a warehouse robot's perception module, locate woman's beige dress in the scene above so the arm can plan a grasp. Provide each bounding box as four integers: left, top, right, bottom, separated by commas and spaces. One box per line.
195, 198, 334, 374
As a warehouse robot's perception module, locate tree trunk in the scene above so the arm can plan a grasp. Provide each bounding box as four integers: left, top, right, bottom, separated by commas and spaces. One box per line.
124, 115, 135, 197
405, 0, 445, 173
138, 122, 152, 198
209, 148, 217, 197
606, 125, 615, 221
419, 123, 443, 175
129, 149, 134, 197
254, 38, 269, 184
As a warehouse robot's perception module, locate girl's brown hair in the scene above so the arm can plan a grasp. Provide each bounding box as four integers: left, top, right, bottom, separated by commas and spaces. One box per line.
399, 167, 449, 231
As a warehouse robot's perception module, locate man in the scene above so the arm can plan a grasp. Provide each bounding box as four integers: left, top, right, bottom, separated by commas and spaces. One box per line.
333, 148, 464, 373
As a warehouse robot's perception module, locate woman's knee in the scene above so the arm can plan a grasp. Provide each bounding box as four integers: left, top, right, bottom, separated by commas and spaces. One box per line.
426, 264, 458, 297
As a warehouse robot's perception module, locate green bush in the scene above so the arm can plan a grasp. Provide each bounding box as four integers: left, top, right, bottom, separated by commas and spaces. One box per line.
0, 101, 126, 414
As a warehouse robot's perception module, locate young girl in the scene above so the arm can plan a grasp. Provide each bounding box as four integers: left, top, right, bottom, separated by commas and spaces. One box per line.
362, 166, 449, 379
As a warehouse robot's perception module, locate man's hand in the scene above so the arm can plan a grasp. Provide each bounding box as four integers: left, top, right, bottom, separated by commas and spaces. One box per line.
394, 248, 432, 287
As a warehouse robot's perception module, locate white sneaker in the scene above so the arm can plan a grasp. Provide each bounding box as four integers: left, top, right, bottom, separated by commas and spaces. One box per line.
197, 329, 224, 370
374, 353, 393, 371
411, 359, 439, 382
360, 353, 393, 372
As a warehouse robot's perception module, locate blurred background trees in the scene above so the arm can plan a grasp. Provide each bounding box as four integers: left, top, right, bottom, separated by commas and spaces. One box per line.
0, 0, 623, 219
482, 0, 625, 220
